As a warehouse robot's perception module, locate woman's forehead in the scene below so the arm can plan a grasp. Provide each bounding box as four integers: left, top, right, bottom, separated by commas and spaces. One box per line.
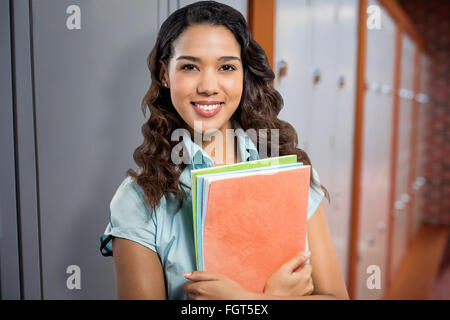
172, 24, 241, 59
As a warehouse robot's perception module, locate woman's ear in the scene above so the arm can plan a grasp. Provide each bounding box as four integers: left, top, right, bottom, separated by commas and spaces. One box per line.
159, 60, 170, 88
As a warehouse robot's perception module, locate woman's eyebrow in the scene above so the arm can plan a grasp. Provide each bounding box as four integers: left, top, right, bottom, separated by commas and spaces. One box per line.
176, 56, 241, 62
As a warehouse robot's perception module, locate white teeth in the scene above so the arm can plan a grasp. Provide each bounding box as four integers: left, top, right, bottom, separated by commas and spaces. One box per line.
194, 103, 222, 111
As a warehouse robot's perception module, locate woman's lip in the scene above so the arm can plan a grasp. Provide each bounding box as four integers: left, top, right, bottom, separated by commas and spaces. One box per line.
192, 102, 223, 117
191, 101, 224, 105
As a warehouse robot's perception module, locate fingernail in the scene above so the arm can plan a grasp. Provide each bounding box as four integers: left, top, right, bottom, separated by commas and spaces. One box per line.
184, 272, 192, 278
302, 251, 311, 258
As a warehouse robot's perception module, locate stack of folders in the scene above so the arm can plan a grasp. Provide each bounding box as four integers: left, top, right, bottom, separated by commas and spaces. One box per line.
191, 154, 311, 293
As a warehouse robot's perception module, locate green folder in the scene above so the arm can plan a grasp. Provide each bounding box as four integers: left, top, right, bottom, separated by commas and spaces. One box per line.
190, 154, 298, 269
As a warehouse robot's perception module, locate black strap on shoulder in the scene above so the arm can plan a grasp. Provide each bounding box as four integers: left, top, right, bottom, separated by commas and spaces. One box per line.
100, 234, 114, 257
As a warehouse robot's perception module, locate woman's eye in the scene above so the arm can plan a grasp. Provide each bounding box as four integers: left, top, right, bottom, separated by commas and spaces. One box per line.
181, 64, 198, 71
221, 64, 236, 71
180, 64, 236, 72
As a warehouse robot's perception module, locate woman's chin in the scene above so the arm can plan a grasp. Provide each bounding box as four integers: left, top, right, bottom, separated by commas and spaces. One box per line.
191, 119, 227, 134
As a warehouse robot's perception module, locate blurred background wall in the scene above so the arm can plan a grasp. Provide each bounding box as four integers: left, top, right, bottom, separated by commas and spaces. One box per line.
398, 0, 450, 243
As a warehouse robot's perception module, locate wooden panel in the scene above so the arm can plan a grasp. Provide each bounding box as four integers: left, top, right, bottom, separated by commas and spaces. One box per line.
248, 0, 275, 71
348, 0, 368, 299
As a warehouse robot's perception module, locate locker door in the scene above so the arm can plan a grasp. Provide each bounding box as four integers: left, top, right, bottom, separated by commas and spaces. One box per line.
391, 33, 416, 281
327, 0, 358, 287
179, 0, 248, 19
158, 0, 179, 29
304, 3, 341, 290
275, 0, 312, 151
275, 0, 358, 289
356, 1, 395, 300
412, 54, 431, 237
307, 0, 339, 187
0, 0, 21, 299
31, 0, 159, 299
275, 0, 339, 187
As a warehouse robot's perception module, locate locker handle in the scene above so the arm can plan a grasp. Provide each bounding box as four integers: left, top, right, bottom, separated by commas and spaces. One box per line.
337, 74, 345, 88
370, 82, 382, 93
366, 234, 375, 246
415, 93, 430, 104
276, 60, 288, 83
413, 176, 426, 190
400, 193, 410, 203
377, 222, 386, 233
312, 68, 321, 85
381, 84, 392, 94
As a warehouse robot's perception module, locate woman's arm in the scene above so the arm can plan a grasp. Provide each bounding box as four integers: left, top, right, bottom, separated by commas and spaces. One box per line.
252, 202, 350, 300
306, 202, 349, 299
112, 237, 167, 299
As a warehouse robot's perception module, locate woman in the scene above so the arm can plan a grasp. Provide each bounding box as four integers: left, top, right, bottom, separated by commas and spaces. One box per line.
100, 0, 349, 300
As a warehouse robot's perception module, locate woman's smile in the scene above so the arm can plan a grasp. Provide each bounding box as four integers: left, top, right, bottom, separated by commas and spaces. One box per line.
191, 101, 225, 117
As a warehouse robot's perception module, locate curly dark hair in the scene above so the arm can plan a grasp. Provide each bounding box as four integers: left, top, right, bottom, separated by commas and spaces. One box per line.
127, 0, 330, 215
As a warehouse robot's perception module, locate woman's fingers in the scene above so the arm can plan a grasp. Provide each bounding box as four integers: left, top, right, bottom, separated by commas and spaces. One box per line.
292, 263, 312, 279
282, 251, 311, 273
184, 271, 221, 281
183, 279, 206, 297
182, 273, 221, 299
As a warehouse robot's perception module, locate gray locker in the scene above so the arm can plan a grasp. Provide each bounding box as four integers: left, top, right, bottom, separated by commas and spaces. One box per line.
31, 0, 161, 299
180, 0, 247, 19
0, 0, 21, 300
9, 0, 42, 300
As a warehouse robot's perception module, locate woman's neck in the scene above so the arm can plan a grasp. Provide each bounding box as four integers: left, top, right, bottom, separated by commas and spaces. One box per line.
201, 120, 237, 167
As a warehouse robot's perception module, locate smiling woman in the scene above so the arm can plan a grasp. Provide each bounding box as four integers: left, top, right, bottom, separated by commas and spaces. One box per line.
100, 0, 347, 301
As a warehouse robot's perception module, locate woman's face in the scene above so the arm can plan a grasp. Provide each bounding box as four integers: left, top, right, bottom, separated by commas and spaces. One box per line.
162, 24, 244, 134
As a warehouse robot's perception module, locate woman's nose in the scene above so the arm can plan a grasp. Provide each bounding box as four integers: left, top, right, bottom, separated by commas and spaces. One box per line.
197, 70, 219, 95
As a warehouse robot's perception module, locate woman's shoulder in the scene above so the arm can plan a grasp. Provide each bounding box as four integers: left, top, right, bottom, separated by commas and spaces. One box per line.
111, 175, 167, 216
112, 176, 144, 203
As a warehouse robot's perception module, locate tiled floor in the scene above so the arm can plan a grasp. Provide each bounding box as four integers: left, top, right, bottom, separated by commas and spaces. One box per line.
429, 254, 450, 299
383, 223, 449, 299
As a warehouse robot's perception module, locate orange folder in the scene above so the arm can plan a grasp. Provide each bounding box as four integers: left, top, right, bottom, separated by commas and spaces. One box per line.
203, 165, 311, 293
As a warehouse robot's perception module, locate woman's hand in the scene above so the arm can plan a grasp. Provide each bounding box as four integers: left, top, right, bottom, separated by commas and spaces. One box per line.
263, 251, 314, 297
182, 271, 254, 300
